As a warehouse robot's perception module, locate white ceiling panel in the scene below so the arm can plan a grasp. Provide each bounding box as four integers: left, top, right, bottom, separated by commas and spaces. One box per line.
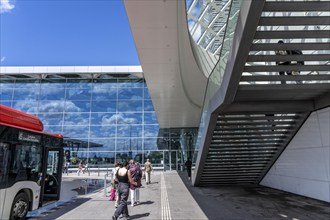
133, 27, 178, 49
125, 0, 207, 128
124, 0, 177, 28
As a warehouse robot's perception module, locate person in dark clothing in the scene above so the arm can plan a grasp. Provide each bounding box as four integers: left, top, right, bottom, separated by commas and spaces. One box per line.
275, 40, 291, 84
290, 49, 304, 84
185, 158, 192, 180
112, 162, 138, 220
275, 40, 304, 84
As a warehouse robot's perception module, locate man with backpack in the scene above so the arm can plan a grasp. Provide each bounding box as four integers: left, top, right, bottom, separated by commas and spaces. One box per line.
275, 40, 304, 84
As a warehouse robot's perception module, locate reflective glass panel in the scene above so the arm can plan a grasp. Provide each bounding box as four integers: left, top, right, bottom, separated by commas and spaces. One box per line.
143, 138, 161, 150
66, 79, 92, 89
65, 100, 91, 112
91, 100, 116, 112
63, 126, 89, 139
91, 112, 118, 125
117, 100, 143, 112
13, 89, 40, 100
0, 89, 13, 100
12, 101, 39, 113
38, 113, 64, 126
66, 89, 91, 101
44, 125, 63, 134
143, 88, 151, 99
116, 113, 142, 125
117, 125, 142, 137
64, 113, 90, 125
92, 88, 117, 100
89, 126, 116, 138
144, 125, 160, 137
118, 88, 143, 100
89, 139, 116, 151
144, 112, 158, 124
40, 87, 66, 100
144, 100, 154, 111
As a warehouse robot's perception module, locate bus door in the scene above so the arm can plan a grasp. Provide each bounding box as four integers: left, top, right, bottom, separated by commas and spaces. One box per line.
40, 147, 63, 205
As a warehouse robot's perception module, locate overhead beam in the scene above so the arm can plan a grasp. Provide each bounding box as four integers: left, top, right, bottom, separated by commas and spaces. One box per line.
240, 75, 330, 82
246, 54, 330, 62
244, 64, 329, 72
259, 16, 330, 26
223, 101, 314, 112
250, 42, 330, 51
254, 30, 329, 39
263, 2, 330, 12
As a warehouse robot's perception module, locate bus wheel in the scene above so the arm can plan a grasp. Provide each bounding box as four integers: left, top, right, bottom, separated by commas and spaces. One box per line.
10, 192, 29, 220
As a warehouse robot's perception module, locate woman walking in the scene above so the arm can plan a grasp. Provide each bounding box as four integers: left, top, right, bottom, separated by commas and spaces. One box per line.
112, 162, 138, 220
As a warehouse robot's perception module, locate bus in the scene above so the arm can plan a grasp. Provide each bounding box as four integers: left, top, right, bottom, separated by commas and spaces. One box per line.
0, 105, 64, 220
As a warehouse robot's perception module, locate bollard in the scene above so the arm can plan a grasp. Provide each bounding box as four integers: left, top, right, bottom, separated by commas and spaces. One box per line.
104, 174, 108, 197
98, 167, 100, 176
84, 180, 87, 195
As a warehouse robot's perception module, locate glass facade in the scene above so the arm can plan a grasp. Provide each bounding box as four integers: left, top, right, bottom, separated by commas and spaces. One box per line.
0, 74, 197, 169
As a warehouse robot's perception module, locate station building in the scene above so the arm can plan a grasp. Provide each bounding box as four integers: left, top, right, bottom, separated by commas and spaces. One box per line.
1, 0, 329, 203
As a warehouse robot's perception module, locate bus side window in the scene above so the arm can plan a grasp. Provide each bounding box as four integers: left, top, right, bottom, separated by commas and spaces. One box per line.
0, 143, 10, 187
0, 143, 9, 188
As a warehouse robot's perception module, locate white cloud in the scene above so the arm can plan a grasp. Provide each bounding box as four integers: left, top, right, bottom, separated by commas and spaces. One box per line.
0, 0, 15, 14
0, 56, 6, 62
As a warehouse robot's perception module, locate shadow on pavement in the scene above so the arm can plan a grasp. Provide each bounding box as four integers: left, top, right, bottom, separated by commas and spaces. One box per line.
129, 212, 150, 219
177, 171, 330, 220
137, 200, 154, 205
27, 198, 91, 220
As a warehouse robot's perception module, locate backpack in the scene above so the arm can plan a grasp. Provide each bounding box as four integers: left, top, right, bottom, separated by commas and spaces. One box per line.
290, 50, 304, 66
135, 168, 141, 181
290, 50, 302, 55
132, 164, 142, 181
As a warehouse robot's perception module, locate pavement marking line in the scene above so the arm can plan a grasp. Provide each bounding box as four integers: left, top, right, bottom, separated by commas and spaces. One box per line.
161, 172, 172, 220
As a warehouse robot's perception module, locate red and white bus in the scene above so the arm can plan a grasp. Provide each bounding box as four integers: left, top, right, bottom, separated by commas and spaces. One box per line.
0, 105, 64, 220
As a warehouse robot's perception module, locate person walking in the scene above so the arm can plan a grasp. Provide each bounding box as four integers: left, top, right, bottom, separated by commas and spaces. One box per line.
185, 158, 192, 180
63, 160, 68, 175
83, 160, 89, 175
112, 162, 121, 208
112, 162, 137, 220
129, 160, 142, 207
275, 40, 292, 84
77, 160, 83, 176
144, 158, 153, 184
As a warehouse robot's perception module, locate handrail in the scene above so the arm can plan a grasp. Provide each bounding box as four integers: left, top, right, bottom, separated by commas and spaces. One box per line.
194, 0, 243, 163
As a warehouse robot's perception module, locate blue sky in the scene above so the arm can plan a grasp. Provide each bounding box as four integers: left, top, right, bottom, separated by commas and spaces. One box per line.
0, 0, 140, 66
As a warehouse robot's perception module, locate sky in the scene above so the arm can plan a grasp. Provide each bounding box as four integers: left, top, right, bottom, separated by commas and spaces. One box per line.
0, 0, 140, 66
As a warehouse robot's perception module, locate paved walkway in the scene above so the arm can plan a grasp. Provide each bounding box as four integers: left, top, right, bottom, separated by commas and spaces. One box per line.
27, 171, 330, 220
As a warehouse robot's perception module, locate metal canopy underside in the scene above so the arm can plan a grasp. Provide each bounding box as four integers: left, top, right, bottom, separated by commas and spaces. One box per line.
0, 66, 144, 79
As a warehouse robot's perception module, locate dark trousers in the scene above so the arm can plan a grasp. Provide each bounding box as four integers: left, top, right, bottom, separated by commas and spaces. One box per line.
187, 167, 191, 178
114, 182, 129, 218
278, 62, 291, 84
